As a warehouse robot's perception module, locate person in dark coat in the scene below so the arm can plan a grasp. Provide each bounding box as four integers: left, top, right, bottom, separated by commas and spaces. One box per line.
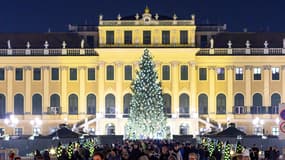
43, 150, 50, 160
129, 144, 142, 160
159, 145, 170, 160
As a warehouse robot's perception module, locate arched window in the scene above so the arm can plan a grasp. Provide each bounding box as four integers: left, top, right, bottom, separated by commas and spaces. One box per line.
105, 94, 115, 118
50, 94, 60, 114
253, 93, 262, 106
179, 124, 189, 135
32, 94, 42, 115
271, 93, 281, 107
87, 94, 96, 114
14, 94, 24, 115
179, 94, 189, 118
163, 94, 172, 117
69, 94, 78, 115
0, 94, 6, 119
106, 124, 115, 135
234, 94, 244, 106
123, 94, 132, 118
198, 94, 208, 114
216, 94, 226, 114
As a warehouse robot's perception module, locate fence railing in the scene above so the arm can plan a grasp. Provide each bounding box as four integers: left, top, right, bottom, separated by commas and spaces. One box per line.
232, 106, 279, 114
199, 48, 285, 55
0, 49, 98, 56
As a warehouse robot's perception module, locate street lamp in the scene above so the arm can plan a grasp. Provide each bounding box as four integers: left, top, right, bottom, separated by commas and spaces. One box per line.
4, 114, 19, 137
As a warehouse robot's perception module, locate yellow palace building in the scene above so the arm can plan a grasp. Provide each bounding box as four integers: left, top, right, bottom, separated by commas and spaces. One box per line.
0, 7, 282, 137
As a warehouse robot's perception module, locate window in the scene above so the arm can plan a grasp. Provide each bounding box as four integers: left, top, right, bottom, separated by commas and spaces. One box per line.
15, 68, 23, 81
51, 68, 59, 80
105, 94, 115, 118
253, 67, 261, 80
272, 127, 279, 136
124, 65, 132, 80
87, 36, 94, 47
14, 94, 24, 115
15, 128, 23, 136
0, 68, 4, 81
272, 67, 280, 80
199, 68, 207, 80
179, 94, 189, 117
180, 31, 188, 44
180, 65, 188, 80
70, 68, 77, 80
50, 94, 60, 114
253, 93, 262, 106
163, 94, 171, 117
106, 31, 114, 45
87, 94, 96, 114
162, 31, 170, 44
216, 94, 226, 114
271, 93, 281, 107
123, 94, 132, 118
162, 65, 170, 80
33, 68, 41, 80
0, 128, 4, 136
235, 67, 243, 80
180, 124, 189, 135
200, 35, 208, 48
143, 31, 151, 44
235, 94, 244, 106
124, 31, 132, 44
33, 128, 41, 136
32, 94, 42, 115
217, 68, 225, 80
106, 65, 114, 80
0, 94, 6, 119
253, 127, 263, 135
69, 94, 78, 115
88, 68, 96, 80
198, 94, 208, 114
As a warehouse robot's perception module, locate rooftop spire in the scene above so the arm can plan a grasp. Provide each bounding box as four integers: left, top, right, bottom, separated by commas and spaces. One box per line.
144, 5, 150, 14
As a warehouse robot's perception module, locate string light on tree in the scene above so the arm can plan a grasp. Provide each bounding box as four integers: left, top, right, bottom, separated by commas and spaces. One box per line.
224, 141, 231, 160
56, 142, 63, 159
126, 49, 167, 139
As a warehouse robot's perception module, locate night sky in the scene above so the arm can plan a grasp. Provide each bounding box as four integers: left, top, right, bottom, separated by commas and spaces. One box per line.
0, 0, 284, 32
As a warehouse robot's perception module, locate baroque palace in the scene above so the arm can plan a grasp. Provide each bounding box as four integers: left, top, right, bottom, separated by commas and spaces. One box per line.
0, 7, 283, 137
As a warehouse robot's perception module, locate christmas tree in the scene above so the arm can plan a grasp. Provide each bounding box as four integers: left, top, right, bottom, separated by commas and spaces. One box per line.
56, 142, 63, 159
236, 141, 243, 154
126, 49, 167, 139
67, 142, 74, 159
223, 141, 231, 160
208, 140, 215, 157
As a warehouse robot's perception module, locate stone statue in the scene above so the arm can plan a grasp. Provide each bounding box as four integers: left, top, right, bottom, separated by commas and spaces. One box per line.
245, 40, 250, 48
81, 39, 85, 48
117, 14, 121, 20
62, 41, 67, 49
7, 40, 11, 49
155, 13, 159, 20
264, 41, 269, 48
26, 41, 31, 49
173, 14, 177, 20
135, 13, 139, 20
227, 40, 232, 48
44, 41, 49, 49
99, 14, 103, 21
210, 38, 214, 48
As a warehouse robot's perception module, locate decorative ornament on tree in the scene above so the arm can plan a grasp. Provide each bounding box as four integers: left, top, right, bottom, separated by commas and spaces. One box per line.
56, 142, 63, 158
236, 141, 243, 154
126, 49, 167, 139
67, 142, 74, 159
223, 141, 231, 160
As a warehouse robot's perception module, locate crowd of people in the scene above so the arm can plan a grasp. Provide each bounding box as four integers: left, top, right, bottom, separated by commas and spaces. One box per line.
26, 139, 281, 160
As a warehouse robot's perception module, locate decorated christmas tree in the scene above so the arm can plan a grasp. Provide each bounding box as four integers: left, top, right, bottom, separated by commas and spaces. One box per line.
223, 141, 231, 160
56, 142, 63, 159
217, 140, 223, 152
236, 141, 243, 154
208, 140, 215, 157
67, 142, 74, 159
126, 49, 167, 139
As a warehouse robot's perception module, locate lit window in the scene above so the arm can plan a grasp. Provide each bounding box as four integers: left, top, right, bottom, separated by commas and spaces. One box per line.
33, 128, 41, 136
253, 67, 261, 80
272, 127, 279, 136
15, 128, 23, 136
235, 67, 243, 80
272, 67, 280, 80
253, 127, 263, 135
217, 68, 225, 80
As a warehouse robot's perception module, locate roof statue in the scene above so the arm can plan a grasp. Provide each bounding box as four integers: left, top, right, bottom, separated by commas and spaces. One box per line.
62, 41, 67, 49
26, 41, 31, 49
44, 41, 49, 49
264, 41, 269, 48
99, 14, 103, 21
173, 13, 177, 20
7, 40, 11, 49
155, 13, 159, 20
117, 14, 121, 20
135, 13, 139, 20
245, 40, 250, 48
227, 40, 232, 48
210, 38, 214, 48
81, 39, 85, 48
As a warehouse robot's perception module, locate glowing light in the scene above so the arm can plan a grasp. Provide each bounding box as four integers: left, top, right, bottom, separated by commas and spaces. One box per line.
230, 150, 235, 155
50, 148, 56, 155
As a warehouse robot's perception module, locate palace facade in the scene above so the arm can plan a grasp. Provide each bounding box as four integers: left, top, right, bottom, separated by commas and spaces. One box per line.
0, 7, 282, 138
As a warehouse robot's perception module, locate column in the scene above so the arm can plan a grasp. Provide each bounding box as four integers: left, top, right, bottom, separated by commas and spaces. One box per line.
226, 66, 234, 114
282, 65, 285, 103
263, 65, 270, 107
6, 66, 13, 114
79, 66, 86, 114
189, 62, 197, 113
42, 66, 50, 114
98, 61, 105, 116
171, 61, 179, 114
208, 66, 216, 115
245, 65, 252, 108
115, 62, 123, 118
24, 66, 32, 114
60, 66, 68, 114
